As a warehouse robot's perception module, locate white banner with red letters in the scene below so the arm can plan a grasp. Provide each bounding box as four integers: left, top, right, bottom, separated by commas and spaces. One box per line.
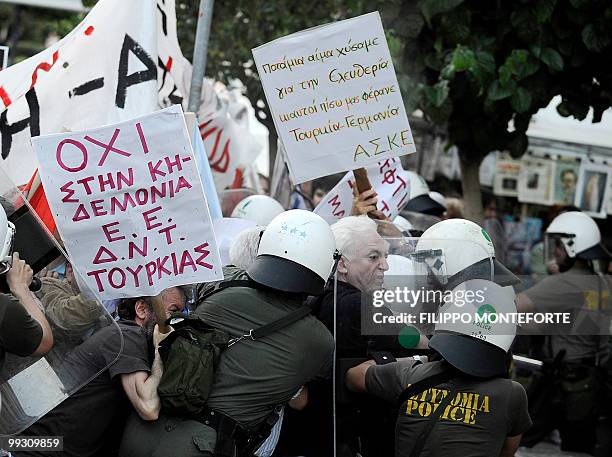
32, 105, 223, 299
314, 157, 410, 224
0, 0, 190, 186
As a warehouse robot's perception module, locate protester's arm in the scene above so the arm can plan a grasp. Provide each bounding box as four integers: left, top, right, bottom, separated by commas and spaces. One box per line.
346, 360, 376, 392
121, 355, 163, 421
351, 187, 388, 220
500, 435, 521, 457
39, 277, 103, 333
6, 253, 53, 356
120, 325, 170, 421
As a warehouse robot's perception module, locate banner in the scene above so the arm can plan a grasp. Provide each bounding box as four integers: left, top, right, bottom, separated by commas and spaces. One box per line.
32, 105, 223, 299
0, 0, 190, 186
574, 162, 611, 219
252, 12, 415, 184
314, 157, 410, 224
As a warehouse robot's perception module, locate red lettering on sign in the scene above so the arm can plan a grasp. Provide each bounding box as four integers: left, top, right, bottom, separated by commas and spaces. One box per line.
60, 181, 78, 203
57, 139, 88, 172
194, 242, 214, 269
31, 50, 59, 88
92, 245, 118, 264
142, 206, 162, 230
102, 221, 125, 242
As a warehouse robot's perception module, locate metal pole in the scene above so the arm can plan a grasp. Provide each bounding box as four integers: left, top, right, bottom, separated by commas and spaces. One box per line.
188, 0, 215, 113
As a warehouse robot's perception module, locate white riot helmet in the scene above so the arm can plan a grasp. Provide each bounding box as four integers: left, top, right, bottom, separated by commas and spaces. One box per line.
0, 205, 15, 274
414, 218, 519, 288
231, 195, 285, 226
247, 210, 337, 295
545, 211, 610, 261
429, 279, 517, 378
404, 171, 446, 217
428, 191, 447, 209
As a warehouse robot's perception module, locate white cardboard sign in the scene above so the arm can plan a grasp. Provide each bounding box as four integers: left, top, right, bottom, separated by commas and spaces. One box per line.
252, 12, 415, 184
314, 158, 410, 224
32, 105, 223, 299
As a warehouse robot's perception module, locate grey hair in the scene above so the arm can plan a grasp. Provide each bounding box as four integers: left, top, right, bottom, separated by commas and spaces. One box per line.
229, 226, 265, 270
331, 216, 377, 260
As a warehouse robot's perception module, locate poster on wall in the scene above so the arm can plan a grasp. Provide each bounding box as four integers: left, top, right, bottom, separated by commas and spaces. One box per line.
493, 154, 521, 197
574, 162, 611, 219
551, 158, 581, 206
517, 156, 554, 205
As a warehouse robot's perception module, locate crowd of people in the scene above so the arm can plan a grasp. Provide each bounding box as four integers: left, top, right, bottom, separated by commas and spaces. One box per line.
0, 170, 611, 457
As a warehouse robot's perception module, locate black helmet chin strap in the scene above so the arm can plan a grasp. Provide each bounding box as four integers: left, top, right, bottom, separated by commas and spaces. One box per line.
324, 250, 342, 290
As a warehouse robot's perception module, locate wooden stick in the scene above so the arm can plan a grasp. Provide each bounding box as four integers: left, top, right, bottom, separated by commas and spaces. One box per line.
152, 294, 170, 334
353, 167, 386, 220
353, 167, 372, 193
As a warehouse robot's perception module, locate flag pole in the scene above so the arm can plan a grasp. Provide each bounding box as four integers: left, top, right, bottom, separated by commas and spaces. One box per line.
188, 0, 215, 113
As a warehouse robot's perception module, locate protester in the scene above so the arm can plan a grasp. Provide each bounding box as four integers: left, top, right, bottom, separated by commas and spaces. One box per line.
119, 210, 335, 457
0, 202, 53, 374
313, 215, 418, 457
346, 279, 532, 457
15, 287, 186, 457
35, 262, 107, 343
517, 211, 612, 453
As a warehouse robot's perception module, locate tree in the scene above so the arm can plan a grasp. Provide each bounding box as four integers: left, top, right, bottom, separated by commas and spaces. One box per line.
385, 0, 612, 222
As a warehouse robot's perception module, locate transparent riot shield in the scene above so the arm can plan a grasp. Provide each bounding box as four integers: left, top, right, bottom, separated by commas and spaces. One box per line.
0, 169, 122, 435
219, 188, 257, 217
331, 235, 497, 456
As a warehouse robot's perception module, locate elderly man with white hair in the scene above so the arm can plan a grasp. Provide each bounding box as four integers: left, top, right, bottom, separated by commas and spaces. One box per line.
312, 216, 416, 457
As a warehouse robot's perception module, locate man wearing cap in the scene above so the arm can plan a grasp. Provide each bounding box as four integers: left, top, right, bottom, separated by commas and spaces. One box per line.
517, 211, 612, 453
346, 280, 532, 457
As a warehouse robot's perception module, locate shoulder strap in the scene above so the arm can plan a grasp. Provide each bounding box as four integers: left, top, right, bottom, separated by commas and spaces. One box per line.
396, 369, 458, 457
204, 279, 313, 345
396, 369, 456, 409
252, 306, 311, 339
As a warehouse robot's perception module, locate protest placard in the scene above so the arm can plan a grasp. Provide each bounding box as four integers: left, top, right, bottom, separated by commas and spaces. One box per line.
314, 157, 410, 224
32, 105, 223, 299
252, 12, 415, 184
0, 0, 189, 186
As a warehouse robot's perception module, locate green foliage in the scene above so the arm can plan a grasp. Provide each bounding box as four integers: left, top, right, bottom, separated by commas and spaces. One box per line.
392, 0, 612, 163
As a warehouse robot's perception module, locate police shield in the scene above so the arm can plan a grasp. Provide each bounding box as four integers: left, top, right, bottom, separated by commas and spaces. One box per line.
0, 171, 122, 435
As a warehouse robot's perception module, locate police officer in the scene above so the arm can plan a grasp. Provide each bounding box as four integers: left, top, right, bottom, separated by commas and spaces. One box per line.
231, 195, 285, 226
0, 205, 53, 374
346, 279, 532, 457
517, 211, 611, 453
119, 210, 336, 457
